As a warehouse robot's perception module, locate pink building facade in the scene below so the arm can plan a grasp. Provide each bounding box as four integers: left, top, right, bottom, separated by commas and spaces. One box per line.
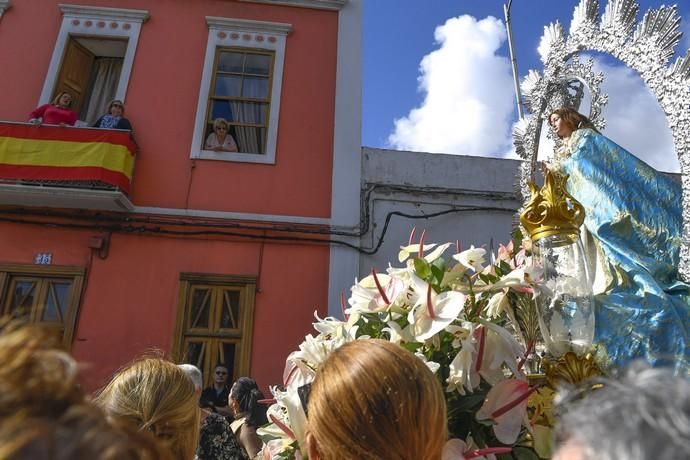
0, 0, 361, 391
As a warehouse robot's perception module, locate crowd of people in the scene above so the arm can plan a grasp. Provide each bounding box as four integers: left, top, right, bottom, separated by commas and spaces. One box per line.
0, 319, 687, 460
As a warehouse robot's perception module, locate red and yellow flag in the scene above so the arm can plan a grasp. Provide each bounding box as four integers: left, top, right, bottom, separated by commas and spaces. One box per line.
0, 122, 137, 193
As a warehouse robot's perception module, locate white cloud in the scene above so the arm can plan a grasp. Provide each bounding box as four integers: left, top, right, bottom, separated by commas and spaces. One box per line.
387, 16, 515, 157
590, 58, 679, 173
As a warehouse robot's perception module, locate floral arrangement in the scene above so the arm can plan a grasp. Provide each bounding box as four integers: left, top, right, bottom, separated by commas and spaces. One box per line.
258, 229, 553, 460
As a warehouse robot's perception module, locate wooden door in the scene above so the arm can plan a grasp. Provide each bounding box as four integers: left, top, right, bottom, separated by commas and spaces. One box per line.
53, 37, 94, 114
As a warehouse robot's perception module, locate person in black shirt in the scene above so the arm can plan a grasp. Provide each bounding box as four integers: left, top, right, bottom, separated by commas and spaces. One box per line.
199, 364, 233, 418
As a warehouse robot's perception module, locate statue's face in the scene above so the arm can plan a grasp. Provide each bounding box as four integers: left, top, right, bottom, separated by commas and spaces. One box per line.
549, 113, 573, 139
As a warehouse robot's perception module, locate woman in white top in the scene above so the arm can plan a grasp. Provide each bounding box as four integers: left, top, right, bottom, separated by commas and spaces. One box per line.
205, 118, 238, 152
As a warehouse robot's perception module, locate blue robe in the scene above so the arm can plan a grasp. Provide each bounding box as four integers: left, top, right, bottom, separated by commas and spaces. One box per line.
556, 128, 689, 369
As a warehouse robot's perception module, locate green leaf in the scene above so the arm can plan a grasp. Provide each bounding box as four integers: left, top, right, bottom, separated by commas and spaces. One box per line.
413, 257, 432, 279
430, 264, 445, 285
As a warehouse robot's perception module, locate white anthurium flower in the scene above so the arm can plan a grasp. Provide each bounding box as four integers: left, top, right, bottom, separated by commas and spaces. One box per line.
453, 246, 487, 273
382, 320, 414, 345
446, 324, 471, 348
346, 272, 407, 315
407, 285, 466, 341
398, 241, 452, 263
415, 352, 441, 374
398, 242, 435, 262
485, 290, 511, 319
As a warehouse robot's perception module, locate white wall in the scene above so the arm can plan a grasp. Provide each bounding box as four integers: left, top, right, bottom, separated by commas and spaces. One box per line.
359, 148, 523, 275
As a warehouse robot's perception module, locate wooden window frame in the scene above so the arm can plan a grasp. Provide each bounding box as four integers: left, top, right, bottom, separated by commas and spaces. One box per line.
205, 47, 276, 155
0, 263, 85, 348
172, 273, 256, 387
191, 17, 291, 164
38, 4, 149, 108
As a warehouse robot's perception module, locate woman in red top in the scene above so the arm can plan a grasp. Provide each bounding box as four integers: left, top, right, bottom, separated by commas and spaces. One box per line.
28, 91, 78, 126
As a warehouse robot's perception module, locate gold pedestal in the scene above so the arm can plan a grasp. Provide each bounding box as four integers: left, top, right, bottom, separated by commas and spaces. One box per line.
542, 351, 602, 388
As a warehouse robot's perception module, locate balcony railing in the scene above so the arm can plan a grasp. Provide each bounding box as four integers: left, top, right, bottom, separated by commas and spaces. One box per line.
0, 121, 137, 211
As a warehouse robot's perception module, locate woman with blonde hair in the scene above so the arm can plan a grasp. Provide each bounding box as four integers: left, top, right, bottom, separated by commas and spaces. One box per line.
306, 339, 448, 460
28, 91, 78, 126
205, 118, 239, 152
95, 357, 200, 460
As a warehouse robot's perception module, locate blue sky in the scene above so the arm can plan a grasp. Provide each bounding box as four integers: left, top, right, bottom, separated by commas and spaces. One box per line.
363, 0, 690, 172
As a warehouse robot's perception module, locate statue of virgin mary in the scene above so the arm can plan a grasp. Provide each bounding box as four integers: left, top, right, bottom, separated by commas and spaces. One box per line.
546, 107, 689, 369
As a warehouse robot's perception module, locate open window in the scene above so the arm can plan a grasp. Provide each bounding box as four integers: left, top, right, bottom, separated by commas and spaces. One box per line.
39, 4, 149, 124
191, 17, 291, 164
53, 36, 127, 124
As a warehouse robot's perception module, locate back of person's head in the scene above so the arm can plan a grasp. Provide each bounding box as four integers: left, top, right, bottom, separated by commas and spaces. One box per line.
177, 364, 203, 392
306, 339, 448, 460
0, 321, 81, 419
0, 320, 171, 460
554, 363, 690, 460
230, 376, 268, 427
1, 403, 172, 460
95, 357, 200, 460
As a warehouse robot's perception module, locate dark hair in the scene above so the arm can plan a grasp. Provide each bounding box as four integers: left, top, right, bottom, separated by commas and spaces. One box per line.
230, 377, 268, 427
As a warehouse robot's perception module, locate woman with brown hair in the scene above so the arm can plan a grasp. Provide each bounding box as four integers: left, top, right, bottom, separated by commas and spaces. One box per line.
95, 357, 200, 460
0, 321, 171, 460
305, 339, 448, 460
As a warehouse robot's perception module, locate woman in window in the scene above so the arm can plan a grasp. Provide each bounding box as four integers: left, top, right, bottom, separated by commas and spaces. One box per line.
92, 99, 133, 131
28, 91, 78, 126
205, 118, 239, 152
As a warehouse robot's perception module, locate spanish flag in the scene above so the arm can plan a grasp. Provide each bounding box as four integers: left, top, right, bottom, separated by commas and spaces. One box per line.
0, 122, 136, 194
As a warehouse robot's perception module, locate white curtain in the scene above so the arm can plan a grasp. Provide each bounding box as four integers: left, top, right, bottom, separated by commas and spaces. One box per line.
231, 77, 268, 153
83, 58, 123, 125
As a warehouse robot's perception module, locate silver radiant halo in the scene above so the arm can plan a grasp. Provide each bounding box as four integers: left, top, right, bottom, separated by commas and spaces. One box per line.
513, 0, 690, 282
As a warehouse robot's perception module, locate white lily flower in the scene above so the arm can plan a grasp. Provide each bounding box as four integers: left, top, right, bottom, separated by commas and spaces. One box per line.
440, 263, 469, 288
382, 320, 414, 344
479, 320, 525, 381
453, 245, 486, 272
407, 283, 466, 341
446, 323, 480, 395
312, 311, 348, 336
485, 291, 510, 319
282, 351, 316, 389
415, 352, 441, 374
446, 324, 471, 348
